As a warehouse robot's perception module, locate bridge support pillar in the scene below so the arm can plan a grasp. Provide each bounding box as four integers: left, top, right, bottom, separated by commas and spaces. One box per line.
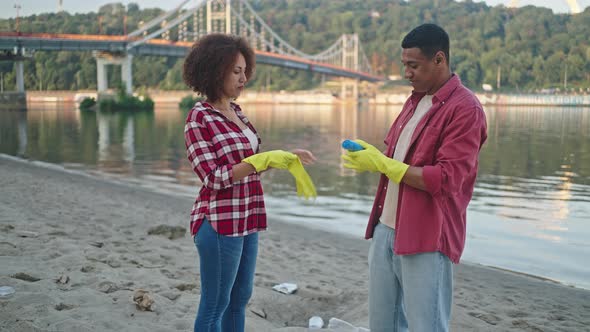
359, 81, 379, 99
15, 61, 25, 93
0, 52, 28, 110
340, 78, 359, 99
94, 52, 133, 95
96, 57, 108, 93
121, 55, 133, 95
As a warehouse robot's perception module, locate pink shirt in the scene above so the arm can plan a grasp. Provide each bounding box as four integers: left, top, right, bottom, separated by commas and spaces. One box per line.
365, 75, 487, 263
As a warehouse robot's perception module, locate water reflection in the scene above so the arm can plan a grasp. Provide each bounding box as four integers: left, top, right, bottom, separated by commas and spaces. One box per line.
16, 111, 27, 157
0, 102, 589, 289
97, 111, 110, 163
96, 111, 135, 165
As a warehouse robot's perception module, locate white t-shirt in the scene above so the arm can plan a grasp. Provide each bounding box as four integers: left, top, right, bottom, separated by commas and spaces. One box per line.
242, 127, 258, 152
380, 95, 434, 229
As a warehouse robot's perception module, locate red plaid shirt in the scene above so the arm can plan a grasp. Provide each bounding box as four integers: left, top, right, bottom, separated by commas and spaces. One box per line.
184, 101, 266, 237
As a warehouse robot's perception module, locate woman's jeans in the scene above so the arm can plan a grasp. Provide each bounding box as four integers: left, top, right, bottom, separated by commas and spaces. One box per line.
369, 222, 453, 332
194, 219, 258, 332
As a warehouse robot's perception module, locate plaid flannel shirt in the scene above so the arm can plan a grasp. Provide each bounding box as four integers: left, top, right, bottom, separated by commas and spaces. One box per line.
184, 101, 266, 237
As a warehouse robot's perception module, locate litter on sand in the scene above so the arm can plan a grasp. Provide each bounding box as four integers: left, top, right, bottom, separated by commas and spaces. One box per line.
327, 317, 370, 331
308, 315, 324, 329
271, 282, 298, 294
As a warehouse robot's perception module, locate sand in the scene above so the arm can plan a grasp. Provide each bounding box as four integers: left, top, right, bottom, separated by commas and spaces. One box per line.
1, 155, 589, 332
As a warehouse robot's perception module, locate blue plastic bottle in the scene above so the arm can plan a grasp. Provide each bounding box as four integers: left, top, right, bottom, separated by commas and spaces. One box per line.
341, 140, 364, 151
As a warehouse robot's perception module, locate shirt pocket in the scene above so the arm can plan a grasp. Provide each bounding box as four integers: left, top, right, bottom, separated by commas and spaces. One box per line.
410, 125, 441, 165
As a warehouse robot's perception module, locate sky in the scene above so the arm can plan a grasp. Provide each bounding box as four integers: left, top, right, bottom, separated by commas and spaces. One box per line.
1, 0, 589, 19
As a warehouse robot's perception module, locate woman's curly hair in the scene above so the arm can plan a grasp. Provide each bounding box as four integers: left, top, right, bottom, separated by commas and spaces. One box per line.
183, 33, 255, 102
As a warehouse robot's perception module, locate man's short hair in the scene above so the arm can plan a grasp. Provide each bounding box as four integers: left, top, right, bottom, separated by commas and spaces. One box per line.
401, 24, 450, 63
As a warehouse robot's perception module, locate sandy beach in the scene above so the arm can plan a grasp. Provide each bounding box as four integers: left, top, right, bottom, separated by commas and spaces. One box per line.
1, 155, 589, 332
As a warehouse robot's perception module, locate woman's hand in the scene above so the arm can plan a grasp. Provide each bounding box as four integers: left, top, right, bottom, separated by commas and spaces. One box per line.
242, 150, 297, 172
291, 149, 317, 165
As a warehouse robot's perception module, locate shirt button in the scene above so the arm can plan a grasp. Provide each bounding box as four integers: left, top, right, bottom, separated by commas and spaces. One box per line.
378, 205, 382, 209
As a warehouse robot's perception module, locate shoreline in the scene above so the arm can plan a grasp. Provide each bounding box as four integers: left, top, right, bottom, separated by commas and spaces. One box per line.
14, 90, 590, 106
1, 154, 590, 331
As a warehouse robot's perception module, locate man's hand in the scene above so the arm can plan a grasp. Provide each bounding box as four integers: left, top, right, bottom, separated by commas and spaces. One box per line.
341, 139, 409, 184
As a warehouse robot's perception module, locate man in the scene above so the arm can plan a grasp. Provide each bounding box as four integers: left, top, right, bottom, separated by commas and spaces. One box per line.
342, 24, 487, 332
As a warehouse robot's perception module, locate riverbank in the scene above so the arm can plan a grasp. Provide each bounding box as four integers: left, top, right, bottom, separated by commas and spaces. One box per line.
0, 92, 26, 110
1, 154, 589, 331
21, 90, 590, 106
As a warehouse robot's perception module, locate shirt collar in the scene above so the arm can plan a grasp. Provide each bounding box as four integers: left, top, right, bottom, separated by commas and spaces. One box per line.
201, 101, 228, 114
410, 74, 461, 104
199, 101, 249, 124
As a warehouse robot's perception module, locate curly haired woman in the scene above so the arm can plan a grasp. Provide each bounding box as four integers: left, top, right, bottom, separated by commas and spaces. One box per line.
183, 33, 316, 332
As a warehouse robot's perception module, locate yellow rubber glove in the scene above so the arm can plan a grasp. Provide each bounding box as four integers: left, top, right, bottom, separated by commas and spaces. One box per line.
342, 139, 409, 184
242, 150, 298, 172
243, 150, 317, 199
287, 158, 317, 199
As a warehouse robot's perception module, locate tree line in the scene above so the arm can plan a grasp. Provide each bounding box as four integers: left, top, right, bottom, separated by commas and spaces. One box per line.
0, 0, 588, 93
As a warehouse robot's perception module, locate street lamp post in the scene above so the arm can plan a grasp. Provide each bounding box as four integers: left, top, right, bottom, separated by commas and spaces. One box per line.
14, 4, 22, 33
563, 55, 568, 90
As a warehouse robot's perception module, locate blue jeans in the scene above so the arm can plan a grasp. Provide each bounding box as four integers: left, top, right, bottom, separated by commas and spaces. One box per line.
194, 219, 258, 332
368, 223, 453, 332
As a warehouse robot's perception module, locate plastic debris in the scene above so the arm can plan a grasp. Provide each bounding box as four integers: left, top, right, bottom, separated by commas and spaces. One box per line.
271, 282, 298, 294
327, 317, 369, 332
16, 231, 39, 238
308, 316, 324, 329
0, 286, 15, 298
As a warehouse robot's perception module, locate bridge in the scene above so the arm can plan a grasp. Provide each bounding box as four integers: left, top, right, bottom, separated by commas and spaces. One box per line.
0, 0, 383, 97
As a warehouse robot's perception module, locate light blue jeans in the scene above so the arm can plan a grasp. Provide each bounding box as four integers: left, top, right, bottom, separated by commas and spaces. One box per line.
368, 223, 453, 332
193, 219, 258, 332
